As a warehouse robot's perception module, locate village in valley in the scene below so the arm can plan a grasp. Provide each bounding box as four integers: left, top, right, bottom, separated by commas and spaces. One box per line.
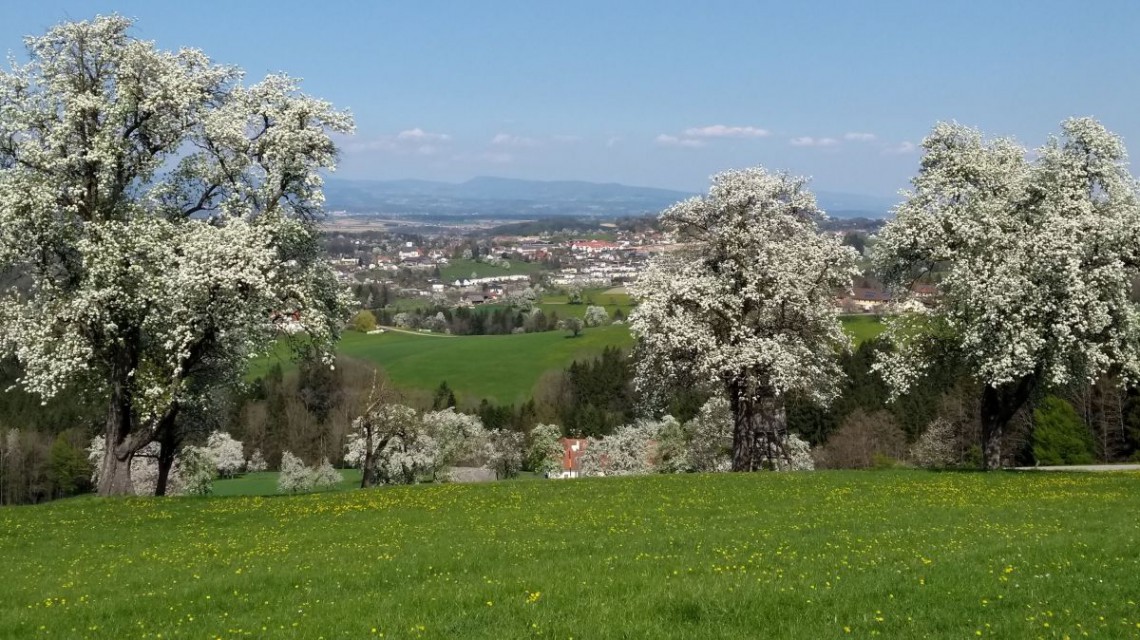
321, 215, 911, 314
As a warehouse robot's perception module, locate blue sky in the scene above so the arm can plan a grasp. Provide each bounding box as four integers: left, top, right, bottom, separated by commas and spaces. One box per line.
1, 1, 1138, 196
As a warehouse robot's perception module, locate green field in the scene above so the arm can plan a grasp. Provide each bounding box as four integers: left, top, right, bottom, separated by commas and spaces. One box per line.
3, 471, 1139, 638
841, 314, 886, 343
439, 258, 548, 282
256, 324, 635, 404
212, 470, 362, 497
253, 316, 882, 404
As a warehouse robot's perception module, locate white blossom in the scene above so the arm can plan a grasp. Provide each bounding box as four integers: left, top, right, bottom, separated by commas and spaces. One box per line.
0, 16, 354, 494
277, 451, 313, 493
482, 429, 524, 479
582, 305, 610, 328
630, 168, 857, 470
346, 404, 439, 485
874, 118, 1140, 394
310, 458, 343, 489
421, 408, 487, 475
205, 431, 244, 478
246, 449, 268, 473
526, 423, 564, 474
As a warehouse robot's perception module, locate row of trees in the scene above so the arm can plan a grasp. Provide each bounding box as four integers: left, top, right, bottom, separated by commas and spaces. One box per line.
630, 119, 1140, 471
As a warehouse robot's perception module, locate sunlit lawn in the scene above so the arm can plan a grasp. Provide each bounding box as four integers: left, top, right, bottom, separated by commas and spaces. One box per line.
2, 470, 1139, 638
249, 315, 880, 405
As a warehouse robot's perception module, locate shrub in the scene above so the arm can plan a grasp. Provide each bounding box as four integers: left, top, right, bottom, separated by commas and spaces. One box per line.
813, 409, 908, 469
277, 451, 313, 493
310, 458, 343, 489
178, 446, 217, 496
1032, 396, 1095, 465
526, 424, 563, 474
205, 431, 244, 478
351, 310, 377, 332
910, 418, 958, 469
246, 449, 268, 473
583, 305, 610, 327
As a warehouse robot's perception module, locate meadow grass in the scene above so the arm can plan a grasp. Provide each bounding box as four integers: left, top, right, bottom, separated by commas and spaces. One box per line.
2, 470, 1139, 638
253, 324, 635, 404
840, 314, 886, 344
439, 259, 548, 283
212, 470, 363, 497
249, 316, 882, 404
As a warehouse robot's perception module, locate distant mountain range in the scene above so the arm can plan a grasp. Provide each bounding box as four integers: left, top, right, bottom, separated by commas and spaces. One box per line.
324, 176, 897, 219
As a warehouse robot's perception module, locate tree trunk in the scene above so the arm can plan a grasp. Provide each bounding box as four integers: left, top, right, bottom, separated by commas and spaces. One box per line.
154, 407, 181, 497
730, 384, 757, 471
729, 382, 786, 472
99, 387, 136, 496
980, 386, 1004, 471
360, 427, 376, 489
98, 343, 151, 496
979, 376, 1036, 471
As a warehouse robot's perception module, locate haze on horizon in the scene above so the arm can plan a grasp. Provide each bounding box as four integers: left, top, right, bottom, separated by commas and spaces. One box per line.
1, 0, 1137, 197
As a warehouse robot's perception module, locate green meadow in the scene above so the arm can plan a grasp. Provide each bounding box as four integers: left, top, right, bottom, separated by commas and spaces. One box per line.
438, 258, 549, 282
255, 324, 635, 404
252, 315, 882, 404
3, 470, 1139, 639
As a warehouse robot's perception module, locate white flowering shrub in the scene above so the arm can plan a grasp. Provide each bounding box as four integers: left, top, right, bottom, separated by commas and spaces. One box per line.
685, 397, 734, 473
422, 312, 449, 333
421, 408, 488, 475
630, 168, 858, 471
246, 449, 268, 473
578, 420, 665, 477
347, 404, 439, 485
88, 438, 217, 496
873, 118, 1140, 469
0, 16, 353, 495
651, 415, 691, 473
482, 430, 525, 479
393, 313, 416, 329
772, 433, 814, 472
205, 431, 245, 478
527, 424, 564, 474
910, 418, 958, 469
583, 305, 610, 328
310, 458, 343, 489
277, 451, 313, 494
177, 446, 217, 496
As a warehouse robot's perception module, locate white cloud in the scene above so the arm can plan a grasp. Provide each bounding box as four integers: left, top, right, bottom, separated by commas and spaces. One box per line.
480, 151, 514, 164
343, 128, 452, 154
883, 141, 918, 155
843, 132, 877, 142
683, 124, 770, 139
491, 133, 538, 147
790, 136, 839, 147
342, 138, 397, 153
655, 134, 705, 148
396, 128, 451, 142
451, 151, 514, 164
605, 136, 622, 148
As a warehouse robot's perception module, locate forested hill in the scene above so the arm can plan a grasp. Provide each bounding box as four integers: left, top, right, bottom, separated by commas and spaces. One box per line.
324, 177, 894, 219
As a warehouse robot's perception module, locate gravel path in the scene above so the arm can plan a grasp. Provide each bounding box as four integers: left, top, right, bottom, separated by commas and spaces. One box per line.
1012, 464, 1140, 472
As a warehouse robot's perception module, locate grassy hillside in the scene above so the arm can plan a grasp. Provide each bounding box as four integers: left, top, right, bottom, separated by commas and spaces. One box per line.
252, 316, 882, 404
3, 471, 1139, 638
841, 314, 886, 343
439, 258, 547, 282
255, 324, 635, 404
212, 470, 362, 497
